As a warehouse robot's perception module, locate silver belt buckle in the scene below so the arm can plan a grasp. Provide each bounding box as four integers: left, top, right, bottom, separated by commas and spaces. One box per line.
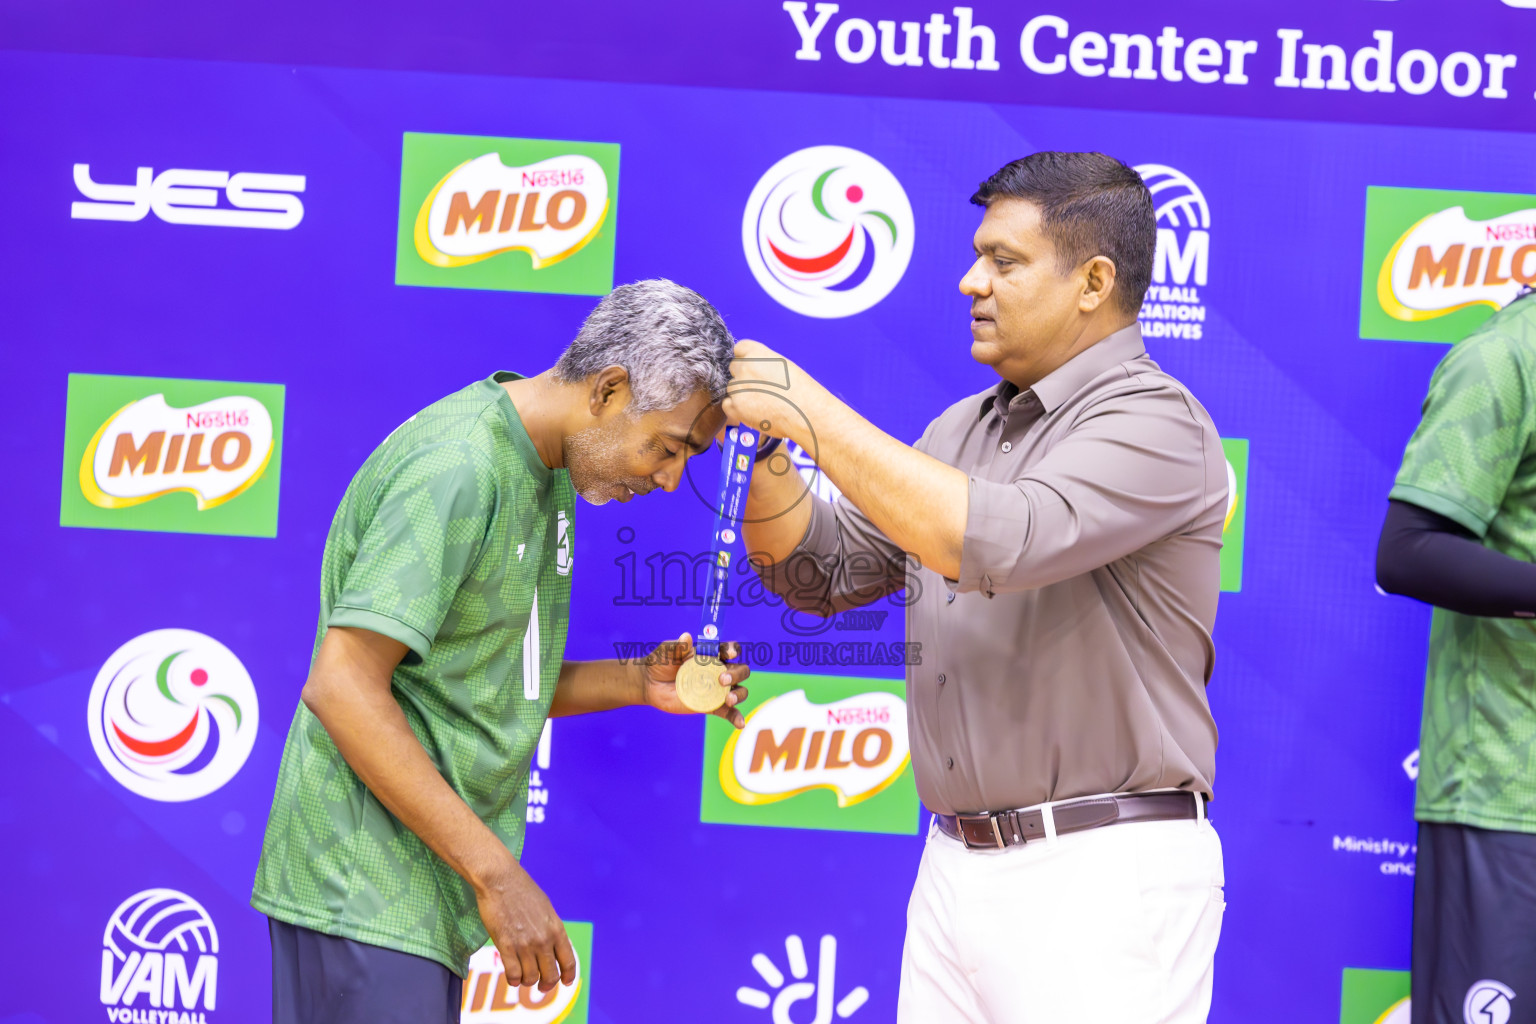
956, 812, 1007, 850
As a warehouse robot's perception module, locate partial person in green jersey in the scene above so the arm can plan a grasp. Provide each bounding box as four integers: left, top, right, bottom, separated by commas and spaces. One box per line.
1376, 286, 1536, 1024
251, 279, 751, 1024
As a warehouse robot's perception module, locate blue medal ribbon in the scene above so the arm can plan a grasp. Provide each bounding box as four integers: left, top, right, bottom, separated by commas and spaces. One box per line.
696, 425, 758, 660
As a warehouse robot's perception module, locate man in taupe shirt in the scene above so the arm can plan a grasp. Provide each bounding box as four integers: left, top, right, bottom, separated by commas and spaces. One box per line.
727, 152, 1226, 1023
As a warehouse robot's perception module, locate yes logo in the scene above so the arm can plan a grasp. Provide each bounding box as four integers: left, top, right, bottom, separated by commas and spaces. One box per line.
460, 921, 592, 1023
743, 146, 914, 318
101, 888, 219, 1021
62, 373, 285, 537
87, 629, 260, 802
1361, 186, 1536, 343
736, 934, 869, 1022
397, 133, 619, 296
72, 164, 305, 229
1221, 438, 1249, 594
701, 673, 917, 835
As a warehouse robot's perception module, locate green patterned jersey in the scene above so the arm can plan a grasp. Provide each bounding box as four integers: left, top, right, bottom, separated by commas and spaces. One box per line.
252, 372, 575, 974
1391, 293, 1536, 834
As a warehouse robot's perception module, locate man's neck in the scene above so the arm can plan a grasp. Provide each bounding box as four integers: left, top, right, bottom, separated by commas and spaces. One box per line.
1002, 314, 1134, 392
499, 371, 567, 469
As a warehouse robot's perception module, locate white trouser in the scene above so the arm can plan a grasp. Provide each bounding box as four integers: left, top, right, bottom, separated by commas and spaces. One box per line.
898, 809, 1225, 1024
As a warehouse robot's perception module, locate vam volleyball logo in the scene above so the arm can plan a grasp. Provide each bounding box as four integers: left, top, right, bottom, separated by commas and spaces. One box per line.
100, 888, 219, 1021
87, 629, 259, 802
743, 146, 914, 318
1135, 163, 1210, 341
460, 921, 593, 1023
700, 672, 918, 835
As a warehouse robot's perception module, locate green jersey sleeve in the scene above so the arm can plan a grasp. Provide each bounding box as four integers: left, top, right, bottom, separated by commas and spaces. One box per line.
328, 440, 499, 658
1391, 332, 1536, 539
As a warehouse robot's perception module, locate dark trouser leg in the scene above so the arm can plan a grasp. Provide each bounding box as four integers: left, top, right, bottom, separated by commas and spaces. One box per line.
1411, 821, 1536, 1024
269, 918, 463, 1024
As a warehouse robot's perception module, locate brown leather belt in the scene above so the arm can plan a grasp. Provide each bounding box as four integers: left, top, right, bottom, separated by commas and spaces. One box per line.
935, 791, 1205, 851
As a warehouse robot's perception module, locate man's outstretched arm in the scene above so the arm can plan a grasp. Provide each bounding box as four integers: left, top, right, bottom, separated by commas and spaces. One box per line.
550, 634, 750, 728
727, 340, 968, 580
301, 624, 575, 992
1376, 499, 1536, 618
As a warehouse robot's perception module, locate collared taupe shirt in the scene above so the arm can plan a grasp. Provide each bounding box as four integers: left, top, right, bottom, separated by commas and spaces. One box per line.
756, 325, 1224, 816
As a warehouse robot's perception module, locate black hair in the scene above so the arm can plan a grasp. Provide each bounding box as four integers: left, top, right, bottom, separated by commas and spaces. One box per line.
971, 152, 1154, 316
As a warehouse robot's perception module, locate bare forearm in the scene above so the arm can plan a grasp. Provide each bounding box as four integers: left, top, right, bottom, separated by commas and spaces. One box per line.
548, 659, 646, 717
795, 393, 967, 579
302, 630, 512, 891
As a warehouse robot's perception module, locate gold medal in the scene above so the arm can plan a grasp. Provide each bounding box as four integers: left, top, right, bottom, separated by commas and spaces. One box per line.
675, 655, 728, 713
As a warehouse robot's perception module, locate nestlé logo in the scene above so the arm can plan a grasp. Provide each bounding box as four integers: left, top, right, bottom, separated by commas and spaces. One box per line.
721, 689, 909, 808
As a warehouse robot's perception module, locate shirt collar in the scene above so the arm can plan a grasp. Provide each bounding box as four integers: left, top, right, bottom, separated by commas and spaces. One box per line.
977, 323, 1146, 419
487, 371, 552, 485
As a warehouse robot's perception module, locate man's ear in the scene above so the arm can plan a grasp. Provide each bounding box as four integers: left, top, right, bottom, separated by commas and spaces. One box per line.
588, 365, 631, 416
1079, 255, 1118, 313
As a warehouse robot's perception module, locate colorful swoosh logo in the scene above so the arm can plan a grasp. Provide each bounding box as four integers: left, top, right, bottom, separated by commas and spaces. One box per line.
755, 165, 898, 296
101, 650, 243, 779
743, 146, 914, 318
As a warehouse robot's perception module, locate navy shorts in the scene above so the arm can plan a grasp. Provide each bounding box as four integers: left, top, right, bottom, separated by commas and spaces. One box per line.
269, 918, 463, 1024
1412, 822, 1536, 1024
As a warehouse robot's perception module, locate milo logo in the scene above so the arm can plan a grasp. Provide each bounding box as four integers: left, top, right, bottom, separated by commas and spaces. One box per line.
700, 672, 918, 835
1361, 186, 1536, 343
61, 373, 285, 537
396, 134, 620, 297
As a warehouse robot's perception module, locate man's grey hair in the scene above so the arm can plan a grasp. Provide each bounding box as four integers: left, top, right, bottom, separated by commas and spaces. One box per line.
553, 279, 734, 414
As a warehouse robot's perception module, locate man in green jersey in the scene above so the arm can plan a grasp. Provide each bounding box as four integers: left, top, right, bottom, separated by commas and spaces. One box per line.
1376, 287, 1536, 1023
252, 280, 750, 1023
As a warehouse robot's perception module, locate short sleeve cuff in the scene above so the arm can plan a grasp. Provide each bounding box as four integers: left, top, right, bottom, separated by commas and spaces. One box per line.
326, 606, 434, 662
751, 497, 834, 597
955, 476, 1014, 595
1388, 483, 1494, 539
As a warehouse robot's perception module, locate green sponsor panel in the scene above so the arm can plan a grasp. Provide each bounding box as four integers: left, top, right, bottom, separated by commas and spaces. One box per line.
396, 132, 619, 296
1339, 967, 1410, 1024
564, 920, 595, 1023
1220, 437, 1248, 594
701, 671, 919, 835
60, 373, 285, 537
464, 920, 593, 1023
1359, 185, 1536, 344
